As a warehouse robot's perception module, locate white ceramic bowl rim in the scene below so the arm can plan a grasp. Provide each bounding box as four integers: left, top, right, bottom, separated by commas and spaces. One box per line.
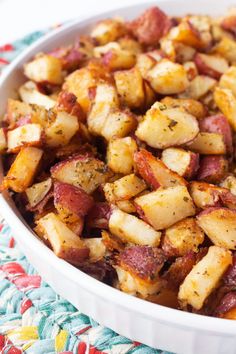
0, 0, 236, 339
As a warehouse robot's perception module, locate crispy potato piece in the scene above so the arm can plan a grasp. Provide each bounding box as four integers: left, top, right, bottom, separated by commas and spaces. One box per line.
3, 147, 43, 193
169, 20, 207, 49
214, 87, 236, 131
19, 81, 56, 109
135, 103, 199, 149
183, 61, 198, 81
114, 68, 145, 109
178, 246, 232, 310
54, 181, 94, 223
7, 123, 42, 152
136, 53, 157, 78
24, 54, 63, 85
26, 178, 52, 208
101, 230, 125, 251
0, 128, 7, 153
197, 207, 236, 250
109, 208, 161, 246
211, 37, 236, 63
6, 99, 34, 127
219, 66, 236, 99
160, 97, 207, 120
91, 19, 127, 45
116, 200, 136, 213
35, 212, 89, 265
101, 110, 137, 141
116, 245, 166, 297
161, 148, 199, 179
199, 114, 233, 154
147, 59, 189, 95
83, 238, 106, 262
194, 54, 229, 80
102, 48, 136, 70
163, 218, 204, 257
56, 91, 85, 123
143, 81, 156, 109
134, 149, 187, 189
175, 43, 196, 63
220, 175, 236, 196
51, 153, 111, 194
190, 181, 225, 209
128, 6, 171, 46
45, 111, 79, 147
107, 137, 137, 174
104, 174, 146, 202
197, 155, 228, 184
186, 132, 226, 155
182, 75, 216, 100
135, 185, 196, 230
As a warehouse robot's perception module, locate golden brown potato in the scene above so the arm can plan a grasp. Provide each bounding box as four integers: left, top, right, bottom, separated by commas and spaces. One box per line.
214, 87, 236, 131
7, 124, 42, 152
186, 132, 226, 155
19, 81, 56, 109
135, 185, 196, 230
190, 181, 225, 209
160, 97, 206, 120
101, 110, 137, 141
3, 147, 43, 193
0, 128, 7, 153
91, 19, 127, 45
102, 48, 136, 70
194, 53, 229, 80
83, 238, 106, 262
220, 175, 236, 195
26, 178, 52, 208
135, 102, 199, 149
182, 75, 216, 100
211, 37, 236, 63
178, 246, 232, 310
136, 53, 157, 78
219, 66, 236, 97
107, 137, 137, 174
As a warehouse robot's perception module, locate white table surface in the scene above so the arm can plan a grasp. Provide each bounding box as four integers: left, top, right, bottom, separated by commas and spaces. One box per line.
0, 0, 147, 45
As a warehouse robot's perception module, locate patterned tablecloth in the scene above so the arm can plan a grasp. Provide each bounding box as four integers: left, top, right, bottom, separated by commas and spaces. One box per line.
0, 29, 173, 354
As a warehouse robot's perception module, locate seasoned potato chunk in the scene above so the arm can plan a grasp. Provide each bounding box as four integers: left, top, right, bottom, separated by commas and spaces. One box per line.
220, 175, 236, 196
197, 207, 236, 250
83, 238, 106, 262
109, 208, 161, 246
212, 37, 236, 63
183, 75, 216, 100
161, 148, 199, 179
3, 147, 43, 193
178, 246, 232, 310
214, 87, 236, 131
107, 137, 137, 174
51, 153, 111, 194
26, 178, 52, 208
169, 20, 208, 49
19, 81, 56, 109
91, 19, 126, 45
163, 218, 204, 257
0, 128, 7, 153
186, 132, 226, 155
35, 212, 89, 265
101, 110, 137, 141
219, 66, 236, 97
135, 103, 199, 149
7, 124, 42, 152
147, 59, 189, 95
24, 54, 63, 84
160, 97, 206, 120
102, 48, 136, 70
197, 155, 228, 184
134, 149, 187, 189
135, 185, 196, 230
114, 68, 145, 109
194, 53, 229, 80
190, 181, 225, 209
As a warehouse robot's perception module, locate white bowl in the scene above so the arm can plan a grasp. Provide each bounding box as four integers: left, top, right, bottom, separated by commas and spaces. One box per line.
1, 2, 236, 353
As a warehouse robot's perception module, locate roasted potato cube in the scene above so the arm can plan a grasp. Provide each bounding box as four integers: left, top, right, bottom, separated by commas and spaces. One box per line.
220, 175, 236, 196
83, 238, 106, 262
136, 53, 157, 78
104, 174, 146, 202
169, 20, 207, 49
194, 53, 229, 80
35, 212, 89, 265
161, 148, 199, 179
211, 37, 236, 63
163, 218, 204, 257
101, 110, 137, 141
107, 137, 137, 174
102, 230, 125, 251
116, 245, 166, 297
128, 6, 171, 46
26, 178, 52, 208
3, 147, 43, 192
197, 155, 228, 184
219, 66, 236, 98
102, 48, 136, 70
6, 99, 34, 127
186, 132, 226, 155
182, 75, 216, 100
135, 103, 199, 149
51, 153, 111, 194
91, 19, 126, 45
56, 91, 85, 123
7, 123, 42, 152
109, 208, 161, 246
19, 81, 56, 109
197, 207, 236, 250
116, 200, 136, 213
54, 181, 94, 223
147, 59, 189, 95
134, 149, 187, 190
174, 43, 196, 64
24, 54, 63, 85
45, 111, 79, 147
183, 61, 198, 81
178, 246, 232, 310
114, 68, 145, 109
135, 185, 196, 230
199, 114, 233, 154
0, 128, 7, 153
214, 87, 236, 131
160, 97, 207, 120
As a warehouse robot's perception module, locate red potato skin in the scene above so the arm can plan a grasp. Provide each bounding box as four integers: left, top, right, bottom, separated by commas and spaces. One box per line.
194, 53, 222, 80
56, 91, 86, 122
221, 16, 236, 35
59, 246, 90, 266
15, 115, 32, 127
199, 114, 233, 154
50, 152, 94, 176
86, 202, 111, 229
185, 152, 200, 179
127, 7, 172, 46
223, 253, 236, 287
54, 182, 94, 217
197, 155, 228, 184
49, 46, 83, 71
214, 292, 236, 317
